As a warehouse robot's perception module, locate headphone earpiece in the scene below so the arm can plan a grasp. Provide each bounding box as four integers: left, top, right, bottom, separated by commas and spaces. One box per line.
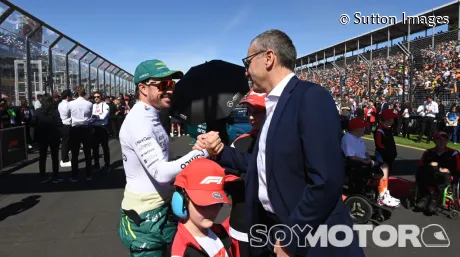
171, 189, 188, 218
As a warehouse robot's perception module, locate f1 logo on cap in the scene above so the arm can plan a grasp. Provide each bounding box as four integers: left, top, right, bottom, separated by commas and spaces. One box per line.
200, 176, 223, 184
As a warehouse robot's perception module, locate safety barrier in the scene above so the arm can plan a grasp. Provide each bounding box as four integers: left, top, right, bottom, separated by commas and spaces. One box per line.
0, 126, 28, 172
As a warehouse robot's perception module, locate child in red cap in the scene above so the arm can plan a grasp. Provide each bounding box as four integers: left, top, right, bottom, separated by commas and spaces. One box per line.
373, 109, 401, 204
374, 109, 399, 173
170, 159, 233, 257
342, 118, 400, 208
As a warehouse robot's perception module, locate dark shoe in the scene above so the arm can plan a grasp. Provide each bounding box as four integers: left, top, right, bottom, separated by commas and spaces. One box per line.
86, 176, 92, 181
52, 177, 64, 184
93, 164, 101, 172
416, 139, 421, 143
428, 196, 440, 213
104, 165, 112, 172
40, 176, 52, 184
415, 195, 429, 210
69, 177, 79, 183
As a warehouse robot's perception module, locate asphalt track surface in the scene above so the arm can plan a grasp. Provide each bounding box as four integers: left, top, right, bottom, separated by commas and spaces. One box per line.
0, 136, 459, 257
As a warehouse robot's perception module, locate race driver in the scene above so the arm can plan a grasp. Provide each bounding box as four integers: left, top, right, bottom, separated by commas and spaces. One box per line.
118, 59, 223, 257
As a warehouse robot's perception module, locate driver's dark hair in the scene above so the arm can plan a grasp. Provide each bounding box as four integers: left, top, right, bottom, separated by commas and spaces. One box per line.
135, 79, 150, 100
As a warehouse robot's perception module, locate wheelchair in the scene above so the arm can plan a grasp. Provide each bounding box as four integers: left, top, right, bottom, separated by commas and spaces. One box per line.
406, 176, 460, 220
342, 158, 393, 224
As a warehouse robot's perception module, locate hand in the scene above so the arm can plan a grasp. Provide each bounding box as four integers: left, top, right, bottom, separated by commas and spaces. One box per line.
439, 168, 450, 173
430, 162, 438, 167
274, 239, 292, 257
199, 131, 224, 156
192, 138, 206, 151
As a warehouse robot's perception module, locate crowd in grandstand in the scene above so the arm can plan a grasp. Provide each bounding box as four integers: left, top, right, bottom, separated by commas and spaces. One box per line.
298, 39, 460, 103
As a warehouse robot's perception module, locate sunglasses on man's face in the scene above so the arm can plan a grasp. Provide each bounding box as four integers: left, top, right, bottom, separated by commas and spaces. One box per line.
242, 51, 265, 70
144, 80, 176, 91
94, 95, 101, 99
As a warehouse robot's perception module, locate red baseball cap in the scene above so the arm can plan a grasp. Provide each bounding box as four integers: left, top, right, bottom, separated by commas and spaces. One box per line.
381, 109, 399, 120
174, 159, 230, 206
348, 118, 368, 130
434, 131, 448, 140
240, 89, 266, 109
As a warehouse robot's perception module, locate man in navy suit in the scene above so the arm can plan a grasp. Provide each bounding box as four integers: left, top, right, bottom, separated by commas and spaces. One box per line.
195, 30, 364, 257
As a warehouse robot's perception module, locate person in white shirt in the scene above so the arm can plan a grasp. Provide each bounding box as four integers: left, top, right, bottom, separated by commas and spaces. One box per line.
341, 118, 399, 208
58, 89, 72, 167
400, 100, 411, 139
196, 30, 364, 257
67, 86, 93, 182
34, 94, 42, 110
417, 96, 438, 144
91, 91, 111, 172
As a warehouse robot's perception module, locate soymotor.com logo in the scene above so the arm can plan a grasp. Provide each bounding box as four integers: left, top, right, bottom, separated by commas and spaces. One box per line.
249, 224, 450, 248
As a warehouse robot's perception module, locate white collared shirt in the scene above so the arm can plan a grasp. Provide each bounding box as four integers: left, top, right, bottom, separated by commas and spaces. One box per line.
34, 100, 41, 110
58, 99, 71, 125
257, 73, 295, 213
68, 97, 93, 127
425, 101, 439, 118
92, 102, 110, 126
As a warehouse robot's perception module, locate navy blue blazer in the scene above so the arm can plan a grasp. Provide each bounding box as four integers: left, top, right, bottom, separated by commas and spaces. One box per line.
218, 76, 364, 257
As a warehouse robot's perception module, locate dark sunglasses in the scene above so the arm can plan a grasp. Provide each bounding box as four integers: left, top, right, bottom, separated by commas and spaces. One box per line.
94, 95, 101, 99
143, 80, 176, 91
242, 51, 265, 70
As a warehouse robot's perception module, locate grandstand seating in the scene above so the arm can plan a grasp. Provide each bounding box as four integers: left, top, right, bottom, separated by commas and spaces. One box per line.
297, 29, 460, 107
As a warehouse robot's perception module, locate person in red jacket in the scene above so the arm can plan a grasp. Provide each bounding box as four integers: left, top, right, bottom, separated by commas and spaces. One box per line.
374, 109, 399, 175
224, 89, 266, 257
363, 100, 376, 134
170, 159, 233, 257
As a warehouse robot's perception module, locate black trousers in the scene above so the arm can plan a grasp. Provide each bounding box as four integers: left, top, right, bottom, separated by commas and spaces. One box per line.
24, 121, 32, 144
416, 166, 451, 197
70, 126, 92, 178
111, 117, 122, 139
60, 125, 71, 162
38, 140, 60, 179
418, 117, 436, 142
92, 126, 110, 167
401, 118, 410, 138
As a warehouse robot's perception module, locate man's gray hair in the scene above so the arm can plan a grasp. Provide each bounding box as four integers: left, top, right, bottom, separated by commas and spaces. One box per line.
251, 29, 297, 70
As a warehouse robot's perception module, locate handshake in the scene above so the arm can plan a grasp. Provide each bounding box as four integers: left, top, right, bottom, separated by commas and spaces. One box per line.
192, 131, 224, 156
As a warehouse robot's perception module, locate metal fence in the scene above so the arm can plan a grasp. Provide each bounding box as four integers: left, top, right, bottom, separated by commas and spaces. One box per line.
296, 28, 460, 108
0, 0, 134, 106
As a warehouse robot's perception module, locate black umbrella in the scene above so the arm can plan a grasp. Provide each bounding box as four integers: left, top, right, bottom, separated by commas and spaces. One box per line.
170, 60, 250, 126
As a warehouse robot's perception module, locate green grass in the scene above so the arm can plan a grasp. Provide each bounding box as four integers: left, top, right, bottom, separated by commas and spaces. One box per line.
363, 134, 460, 151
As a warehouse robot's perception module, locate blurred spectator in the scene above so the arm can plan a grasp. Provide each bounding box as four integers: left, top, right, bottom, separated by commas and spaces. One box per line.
18, 100, 33, 148
31, 94, 63, 183
34, 94, 43, 110
110, 98, 123, 139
